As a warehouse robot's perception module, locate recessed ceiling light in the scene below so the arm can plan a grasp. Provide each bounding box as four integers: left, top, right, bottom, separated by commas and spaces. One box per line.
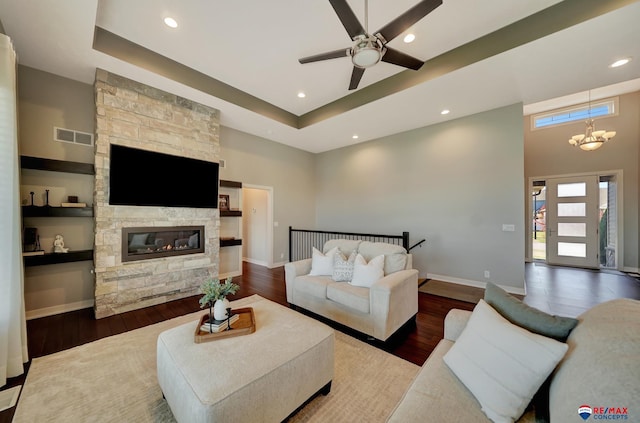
297, 92, 306, 98
609, 57, 631, 68
441, 109, 450, 115
403, 33, 416, 43
352, 135, 359, 139
164, 17, 178, 28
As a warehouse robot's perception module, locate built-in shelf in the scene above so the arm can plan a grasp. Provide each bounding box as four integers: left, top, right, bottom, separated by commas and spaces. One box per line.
23, 249, 93, 267
22, 206, 94, 218
219, 179, 243, 278
220, 210, 242, 217
220, 239, 242, 247
220, 179, 242, 189
20, 155, 95, 175
20, 156, 95, 269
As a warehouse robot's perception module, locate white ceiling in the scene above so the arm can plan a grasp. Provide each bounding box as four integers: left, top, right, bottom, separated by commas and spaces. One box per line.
1, 0, 639, 153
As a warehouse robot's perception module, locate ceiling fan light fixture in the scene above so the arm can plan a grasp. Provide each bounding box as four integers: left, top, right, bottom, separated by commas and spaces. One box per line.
351, 36, 383, 68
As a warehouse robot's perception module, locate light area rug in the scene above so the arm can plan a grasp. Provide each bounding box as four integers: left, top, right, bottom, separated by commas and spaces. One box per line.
13, 295, 418, 423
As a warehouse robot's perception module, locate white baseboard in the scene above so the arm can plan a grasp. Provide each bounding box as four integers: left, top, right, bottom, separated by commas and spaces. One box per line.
426, 273, 526, 296
242, 257, 269, 267
270, 260, 287, 268
26, 299, 94, 320
242, 258, 288, 269
623, 266, 640, 274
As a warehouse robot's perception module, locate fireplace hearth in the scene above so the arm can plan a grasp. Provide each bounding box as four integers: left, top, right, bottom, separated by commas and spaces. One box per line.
122, 226, 204, 262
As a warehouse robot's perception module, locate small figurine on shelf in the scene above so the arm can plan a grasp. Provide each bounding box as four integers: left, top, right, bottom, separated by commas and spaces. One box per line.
29, 191, 35, 207
45, 189, 50, 207
53, 234, 69, 253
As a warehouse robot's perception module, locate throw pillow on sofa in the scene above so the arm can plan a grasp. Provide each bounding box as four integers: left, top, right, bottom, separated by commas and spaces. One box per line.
309, 246, 338, 276
443, 299, 568, 423
333, 248, 356, 282
484, 282, 578, 423
484, 282, 578, 341
358, 241, 407, 275
349, 254, 384, 287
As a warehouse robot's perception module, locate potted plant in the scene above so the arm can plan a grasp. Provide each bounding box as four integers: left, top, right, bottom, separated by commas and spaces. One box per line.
199, 277, 240, 322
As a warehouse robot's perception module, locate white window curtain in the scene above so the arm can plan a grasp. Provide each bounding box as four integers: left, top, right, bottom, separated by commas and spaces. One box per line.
0, 33, 28, 387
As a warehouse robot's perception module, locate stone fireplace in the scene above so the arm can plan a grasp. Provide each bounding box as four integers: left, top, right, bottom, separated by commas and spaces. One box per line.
93, 70, 221, 318
122, 226, 205, 262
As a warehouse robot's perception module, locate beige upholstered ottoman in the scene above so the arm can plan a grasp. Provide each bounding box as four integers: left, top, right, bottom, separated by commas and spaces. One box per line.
157, 295, 334, 423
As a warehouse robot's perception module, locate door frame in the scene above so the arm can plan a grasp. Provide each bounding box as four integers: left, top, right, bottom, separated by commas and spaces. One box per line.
242, 184, 274, 268
526, 169, 624, 270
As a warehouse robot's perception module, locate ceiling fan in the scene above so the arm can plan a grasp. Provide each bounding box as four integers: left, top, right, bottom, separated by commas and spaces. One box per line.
298, 0, 442, 90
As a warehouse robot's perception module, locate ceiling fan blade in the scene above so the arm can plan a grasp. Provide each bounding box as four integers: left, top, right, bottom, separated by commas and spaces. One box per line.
299, 48, 350, 64
375, 0, 442, 43
329, 0, 366, 40
349, 66, 365, 90
382, 47, 424, 70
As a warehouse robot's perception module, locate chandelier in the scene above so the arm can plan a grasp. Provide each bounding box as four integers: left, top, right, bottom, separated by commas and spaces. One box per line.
568, 91, 616, 151
568, 119, 616, 151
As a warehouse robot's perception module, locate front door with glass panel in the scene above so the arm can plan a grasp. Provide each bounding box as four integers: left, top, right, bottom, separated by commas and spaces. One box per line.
546, 176, 599, 268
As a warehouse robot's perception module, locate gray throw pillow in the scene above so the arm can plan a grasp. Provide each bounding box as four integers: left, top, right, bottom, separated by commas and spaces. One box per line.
332, 249, 356, 282
484, 282, 578, 341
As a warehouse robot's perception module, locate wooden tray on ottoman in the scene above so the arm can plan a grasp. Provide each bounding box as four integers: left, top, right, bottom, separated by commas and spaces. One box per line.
194, 307, 256, 343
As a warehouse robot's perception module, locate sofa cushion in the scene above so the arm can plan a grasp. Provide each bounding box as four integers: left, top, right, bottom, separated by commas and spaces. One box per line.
358, 241, 407, 275
443, 300, 568, 423
332, 248, 356, 282
484, 282, 578, 341
388, 339, 537, 423
293, 275, 333, 299
549, 299, 640, 422
323, 239, 361, 256
326, 282, 370, 314
309, 246, 338, 276
350, 254, 384, 288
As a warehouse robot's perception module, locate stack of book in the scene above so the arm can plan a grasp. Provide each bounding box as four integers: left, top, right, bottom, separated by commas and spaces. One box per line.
200, 313, 240, 333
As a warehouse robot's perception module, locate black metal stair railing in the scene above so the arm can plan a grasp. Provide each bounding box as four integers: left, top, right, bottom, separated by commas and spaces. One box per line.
288, 227, 425, 262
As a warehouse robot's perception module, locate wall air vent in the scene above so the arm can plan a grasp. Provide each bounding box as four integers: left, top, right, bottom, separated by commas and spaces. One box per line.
54, 127, 94, 147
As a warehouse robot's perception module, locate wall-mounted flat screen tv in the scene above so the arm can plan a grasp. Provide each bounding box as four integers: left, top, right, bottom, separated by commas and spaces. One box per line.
109, 144, 219, 208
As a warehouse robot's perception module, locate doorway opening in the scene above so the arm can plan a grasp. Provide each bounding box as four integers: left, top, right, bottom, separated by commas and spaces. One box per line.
242, 184, 274, 268
529, 172, 619, 270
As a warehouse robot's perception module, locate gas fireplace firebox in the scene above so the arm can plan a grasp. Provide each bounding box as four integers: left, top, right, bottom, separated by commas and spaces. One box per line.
122, 226, 205, 262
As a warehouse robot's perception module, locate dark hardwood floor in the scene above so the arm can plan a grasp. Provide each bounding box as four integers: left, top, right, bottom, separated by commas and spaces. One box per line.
1, 261, 638, 422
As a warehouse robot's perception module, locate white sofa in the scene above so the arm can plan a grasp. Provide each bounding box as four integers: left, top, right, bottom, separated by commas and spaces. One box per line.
284, 239, 418, 341
387, 297, 640, 422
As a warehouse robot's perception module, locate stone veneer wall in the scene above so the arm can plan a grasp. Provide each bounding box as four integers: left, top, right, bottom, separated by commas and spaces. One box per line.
94, 69, 220, 318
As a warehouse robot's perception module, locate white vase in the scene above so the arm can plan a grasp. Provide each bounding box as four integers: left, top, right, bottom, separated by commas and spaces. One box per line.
213, 298, 230, 321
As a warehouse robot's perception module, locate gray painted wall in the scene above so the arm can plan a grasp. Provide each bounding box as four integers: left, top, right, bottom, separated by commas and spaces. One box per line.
18, 66, 94, 163
314, 104, 526, 292
18, 66, 95, 317
22, 60, 637, 312
525, 91, 639, 271
219, 126, 317, 265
